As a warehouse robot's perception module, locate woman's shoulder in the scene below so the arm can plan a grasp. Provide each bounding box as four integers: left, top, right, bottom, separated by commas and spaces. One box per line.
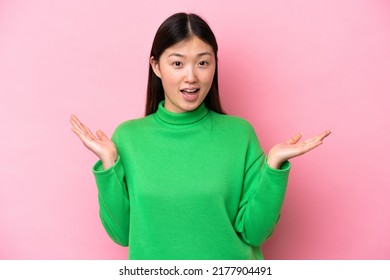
113, 115, 153, 135
209, 111, 255, 133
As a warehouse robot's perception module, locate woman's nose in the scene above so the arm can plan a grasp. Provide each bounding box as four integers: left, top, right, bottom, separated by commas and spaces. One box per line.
184, 67, 197, 83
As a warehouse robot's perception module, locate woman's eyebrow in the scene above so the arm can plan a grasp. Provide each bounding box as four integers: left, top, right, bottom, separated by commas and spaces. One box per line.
197, 52, 212, 57
168, 52, 213, 58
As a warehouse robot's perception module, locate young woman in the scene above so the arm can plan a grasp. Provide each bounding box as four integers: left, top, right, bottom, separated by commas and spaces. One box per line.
70, 12, 330, 260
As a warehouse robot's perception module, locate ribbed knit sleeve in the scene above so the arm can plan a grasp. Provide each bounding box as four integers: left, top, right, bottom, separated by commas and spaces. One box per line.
233, 128, 291, 247
92, 155, 130, 246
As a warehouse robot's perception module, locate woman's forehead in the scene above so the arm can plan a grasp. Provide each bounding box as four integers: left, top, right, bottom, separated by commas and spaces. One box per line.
164, 36, 214, 57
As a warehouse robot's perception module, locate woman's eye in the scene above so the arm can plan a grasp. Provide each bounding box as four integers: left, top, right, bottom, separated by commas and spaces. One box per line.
199, 61, 208, 67
173, 61, 182, 67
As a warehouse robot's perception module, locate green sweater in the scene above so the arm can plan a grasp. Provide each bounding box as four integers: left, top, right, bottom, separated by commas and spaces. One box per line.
93, 101, 290, 260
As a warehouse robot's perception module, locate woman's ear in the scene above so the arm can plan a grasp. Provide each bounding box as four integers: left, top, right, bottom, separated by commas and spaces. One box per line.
150, 56, 161, 78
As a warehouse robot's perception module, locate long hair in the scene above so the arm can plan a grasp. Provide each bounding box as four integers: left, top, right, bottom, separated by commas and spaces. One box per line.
145, 13, 225, 116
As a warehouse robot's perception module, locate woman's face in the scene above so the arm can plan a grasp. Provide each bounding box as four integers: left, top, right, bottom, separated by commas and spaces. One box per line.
151, 36, 216, 113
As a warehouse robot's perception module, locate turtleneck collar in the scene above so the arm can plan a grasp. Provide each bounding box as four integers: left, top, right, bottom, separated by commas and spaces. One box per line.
155, 101, 209, 126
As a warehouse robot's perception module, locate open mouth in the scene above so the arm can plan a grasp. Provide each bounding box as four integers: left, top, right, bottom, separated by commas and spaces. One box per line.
180, 88, 200, 101
180, 88, 200, 94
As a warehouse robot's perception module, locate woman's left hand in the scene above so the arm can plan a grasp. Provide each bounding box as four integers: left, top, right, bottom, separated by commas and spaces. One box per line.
267, 130, 331, 169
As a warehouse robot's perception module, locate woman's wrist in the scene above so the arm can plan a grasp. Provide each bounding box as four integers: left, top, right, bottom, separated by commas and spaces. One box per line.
266, 159, 281, 169
266, 153, 283, 169
101, 153, 118, 170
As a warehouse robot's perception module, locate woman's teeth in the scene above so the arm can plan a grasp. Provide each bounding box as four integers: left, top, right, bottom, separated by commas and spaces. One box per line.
181, 89, 199, 94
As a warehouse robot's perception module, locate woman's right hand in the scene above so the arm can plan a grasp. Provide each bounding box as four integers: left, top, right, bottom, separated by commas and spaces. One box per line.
70, 115, 118, 170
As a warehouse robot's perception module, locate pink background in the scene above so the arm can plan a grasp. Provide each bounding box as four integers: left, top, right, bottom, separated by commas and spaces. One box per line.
1, 0, 389, 259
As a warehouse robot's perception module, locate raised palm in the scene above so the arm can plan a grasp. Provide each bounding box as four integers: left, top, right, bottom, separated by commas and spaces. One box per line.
70, 115, 118, 169
267, 130, 331, 169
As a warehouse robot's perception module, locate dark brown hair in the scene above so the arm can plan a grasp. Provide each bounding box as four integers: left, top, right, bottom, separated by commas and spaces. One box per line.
145, 12, 225, 115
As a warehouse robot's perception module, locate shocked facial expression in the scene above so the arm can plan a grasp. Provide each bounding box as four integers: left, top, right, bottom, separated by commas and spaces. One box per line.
151, 36, 216, 113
